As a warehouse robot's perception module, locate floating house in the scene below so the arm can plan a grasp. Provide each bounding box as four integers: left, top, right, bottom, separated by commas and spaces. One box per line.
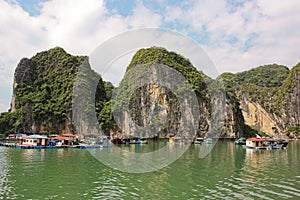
22, 135, 50, 146
7, 134, 16, 140
62, 134, 79, 145
246, 138, 265, 149
52, 136, 72, 146
62, 133, 76, 138
245, 138, 288, 150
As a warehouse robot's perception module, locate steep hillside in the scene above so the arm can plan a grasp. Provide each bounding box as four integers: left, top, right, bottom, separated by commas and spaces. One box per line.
221, 64, 299, 137
114, 47, 208, 137
277, 63, 300, 135
115, 47, 248, 138
0, 47, 111, 134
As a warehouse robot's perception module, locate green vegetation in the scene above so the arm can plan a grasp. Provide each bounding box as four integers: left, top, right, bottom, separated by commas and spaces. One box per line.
15, 47, 85, 121
277, 63, 300, 104
235, 64, 289, 87
219, 64, 295, 135
242, 124, 267, 137
220, 64, 291, 114
285, 125, 300, 136
0, 111, 20, 134
113, 47, 209, 135
127, 47, 207, 97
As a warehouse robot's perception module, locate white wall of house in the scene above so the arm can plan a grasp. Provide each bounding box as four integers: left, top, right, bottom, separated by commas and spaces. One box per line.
23, 139, 38, 146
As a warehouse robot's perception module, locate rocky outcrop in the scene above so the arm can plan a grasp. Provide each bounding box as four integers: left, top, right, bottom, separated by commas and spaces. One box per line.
223, 94, 245, 137
239, 96, 281, 136
232, 64, 300, 137
115, 61, 211, 138
276, 63, 300, 131
7, 47, 110, 134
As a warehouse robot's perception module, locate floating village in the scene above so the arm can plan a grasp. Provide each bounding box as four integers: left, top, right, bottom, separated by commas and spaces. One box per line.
0, 131, 292, 150
0, 133, 111, 149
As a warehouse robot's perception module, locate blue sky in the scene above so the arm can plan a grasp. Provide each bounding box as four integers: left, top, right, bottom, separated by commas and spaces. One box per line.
0, 0, 300, 112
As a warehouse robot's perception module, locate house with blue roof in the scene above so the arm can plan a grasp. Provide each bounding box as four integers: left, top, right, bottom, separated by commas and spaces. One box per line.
22, 135, 50, 146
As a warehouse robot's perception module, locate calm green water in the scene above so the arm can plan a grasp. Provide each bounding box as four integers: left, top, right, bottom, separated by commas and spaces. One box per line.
0, 141, 299, 199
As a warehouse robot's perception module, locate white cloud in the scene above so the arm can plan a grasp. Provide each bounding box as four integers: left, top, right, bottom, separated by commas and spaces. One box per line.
0, 0, 47, 112
164, 0, 300, 73
125, 1, 162, 28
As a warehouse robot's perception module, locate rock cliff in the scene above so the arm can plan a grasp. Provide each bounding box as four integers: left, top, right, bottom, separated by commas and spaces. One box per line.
224, 64, 300, 137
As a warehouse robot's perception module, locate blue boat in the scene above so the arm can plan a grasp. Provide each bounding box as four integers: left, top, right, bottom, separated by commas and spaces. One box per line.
206, 138, 213, 144
234, 138, 246, 145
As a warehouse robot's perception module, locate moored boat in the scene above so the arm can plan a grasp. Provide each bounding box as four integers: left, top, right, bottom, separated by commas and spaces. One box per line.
206, 138, 213, 144
193, 137, 204, 144
166, 136, 186, 144
111, 137, 148, 144
129, 138, 148, 144
234, 137, 246, 145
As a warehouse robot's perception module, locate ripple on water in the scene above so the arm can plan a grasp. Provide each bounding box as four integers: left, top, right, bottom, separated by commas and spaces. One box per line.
1, 141, 299, 199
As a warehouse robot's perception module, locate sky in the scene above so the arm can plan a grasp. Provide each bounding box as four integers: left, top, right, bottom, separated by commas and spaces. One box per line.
0, 0, 300, 112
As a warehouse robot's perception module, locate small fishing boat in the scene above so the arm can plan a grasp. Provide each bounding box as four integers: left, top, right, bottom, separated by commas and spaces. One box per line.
234, 138, 246, 145
268, 139, 288, 149
166, 136, 186, 145
193, 137, 204, 144
129, 138, 148, 144
111, 137, 148, 144
206, 138, 213, 144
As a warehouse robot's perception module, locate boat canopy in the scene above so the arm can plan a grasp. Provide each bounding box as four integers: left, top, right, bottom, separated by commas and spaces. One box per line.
52, 136, 72, 141
62, 133, 76, 137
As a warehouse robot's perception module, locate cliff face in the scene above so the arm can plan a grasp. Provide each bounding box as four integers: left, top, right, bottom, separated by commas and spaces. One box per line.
275, 64, 300, 135
116, 47, 245, 138
128, 84, 181, 137
224, 64, 300, 137
115, 47, 212, 138
239, 95, 281, 136
222, 94, 245, 137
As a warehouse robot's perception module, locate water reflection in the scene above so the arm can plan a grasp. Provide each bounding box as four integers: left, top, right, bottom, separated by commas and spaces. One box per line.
21, 149, 46, 163
0, 141, 299, 199
0, 147, 16, 198
234, 142, 298, 199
